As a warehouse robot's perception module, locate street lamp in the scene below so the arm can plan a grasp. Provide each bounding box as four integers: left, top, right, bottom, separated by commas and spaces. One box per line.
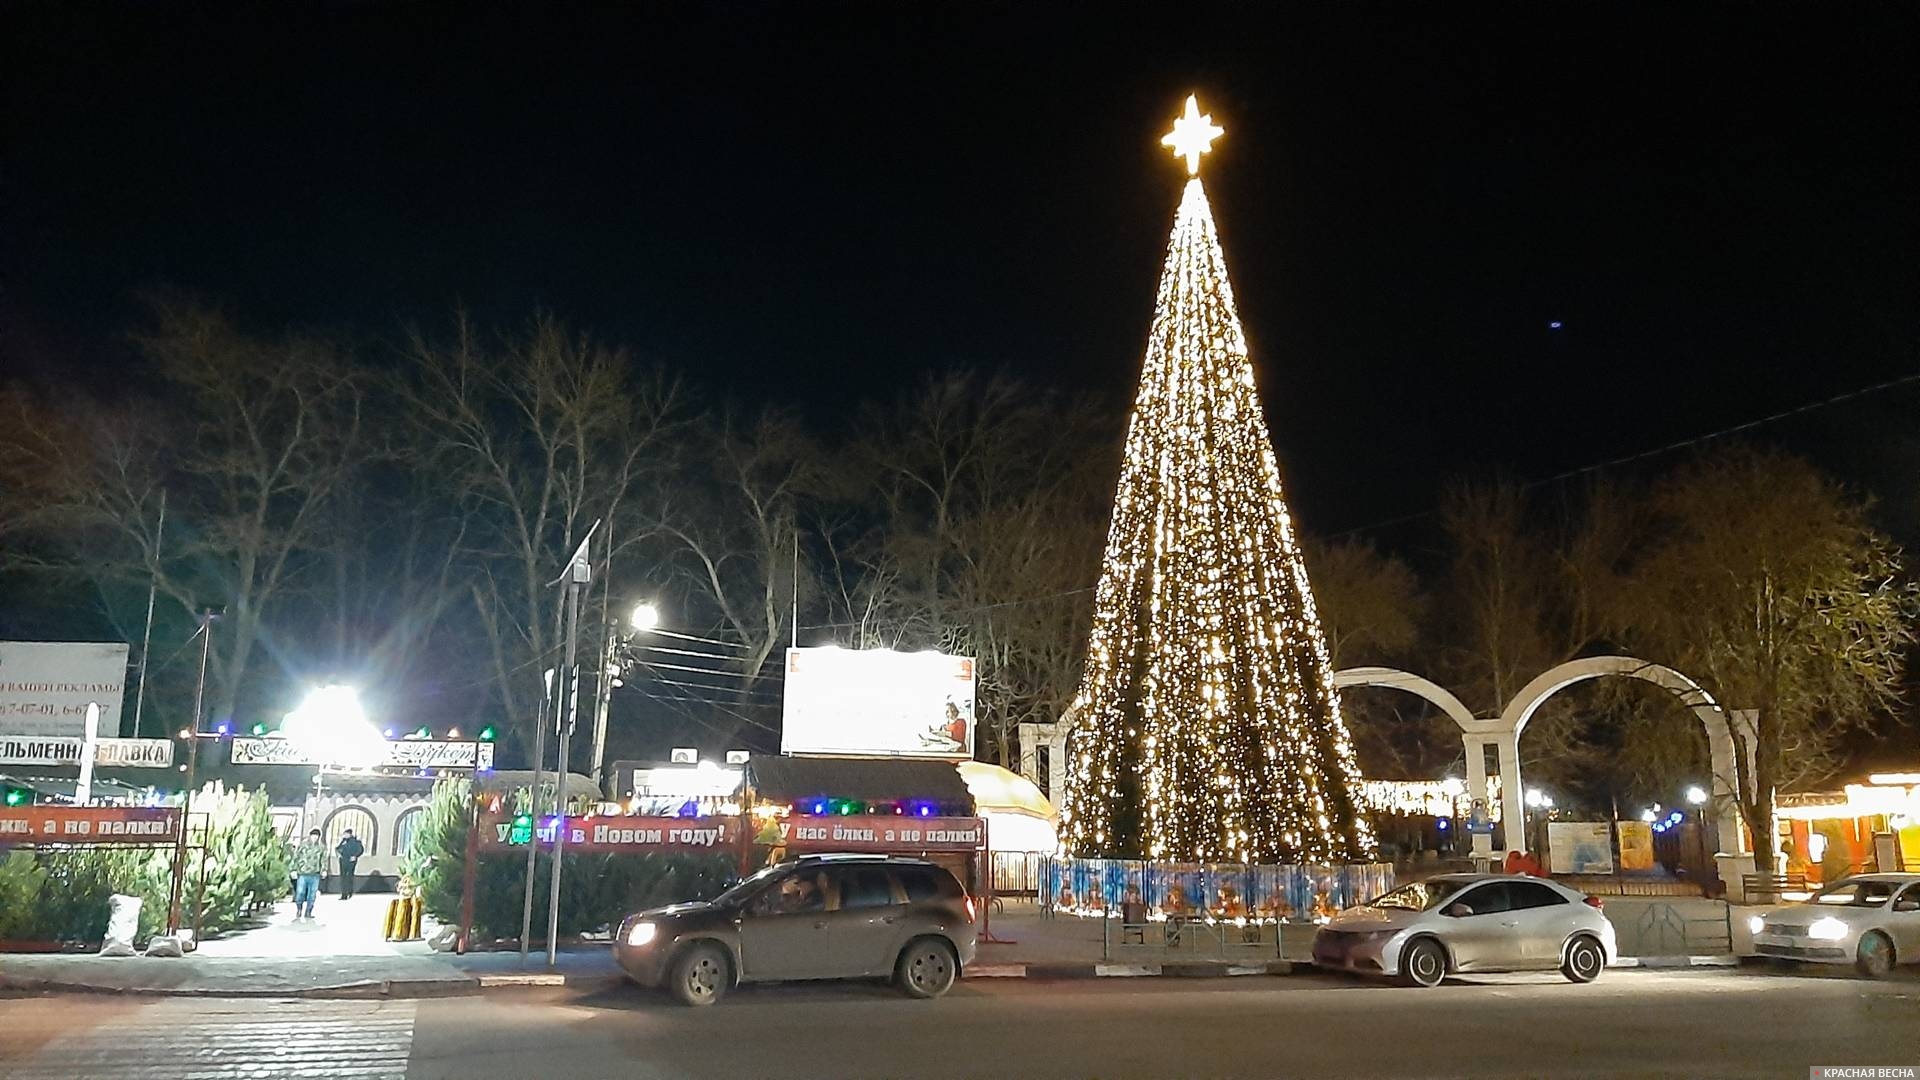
1685, 785, 1708, 807
284, 685, 387, 769
1640, 808, 1657, 823
1524, 788, 1546, 809
630, 602, 660, 633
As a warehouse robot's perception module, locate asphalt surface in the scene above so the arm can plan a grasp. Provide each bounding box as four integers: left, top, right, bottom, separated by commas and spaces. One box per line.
4, 967, 1917, 1079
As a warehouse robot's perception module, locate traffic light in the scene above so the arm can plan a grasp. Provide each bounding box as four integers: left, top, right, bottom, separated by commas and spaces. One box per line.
478, 726, 495, 741
3, 785, 29, 807
509, 814, 533, 845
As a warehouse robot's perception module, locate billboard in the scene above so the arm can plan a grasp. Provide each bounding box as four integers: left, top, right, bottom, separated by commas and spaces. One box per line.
1548, 821, 1616, 874
777, 815, 986, 853
477, 814, 740, 852
1616, 821, 1656, 871
780, 647, 975, 760
0, 806, 180, 846
0, 642, 130, 739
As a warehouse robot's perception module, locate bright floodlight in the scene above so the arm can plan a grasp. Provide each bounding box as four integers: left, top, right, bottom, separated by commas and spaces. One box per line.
630, 602, 660, 632
1640, 808, 1657, 822
283, 685, 387, 769
1524, 788, 1545, 808
1685, 785, 1708, 806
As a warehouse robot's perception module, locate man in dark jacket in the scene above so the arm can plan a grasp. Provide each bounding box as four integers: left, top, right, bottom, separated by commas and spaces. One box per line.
335, 829, 366, 899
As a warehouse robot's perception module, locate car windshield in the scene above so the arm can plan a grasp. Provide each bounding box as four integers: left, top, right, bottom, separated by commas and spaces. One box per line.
1812, 880, 1899, 906
1369, 879, 1471, 911
712, 864, 788, 908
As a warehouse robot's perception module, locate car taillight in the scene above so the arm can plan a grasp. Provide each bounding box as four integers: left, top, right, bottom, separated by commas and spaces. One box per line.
965, 895, 977, 922
1583, 895, 1604, 910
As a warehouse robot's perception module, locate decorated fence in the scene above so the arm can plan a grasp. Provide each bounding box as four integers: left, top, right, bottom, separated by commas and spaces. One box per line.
1041, 856, 1393, 923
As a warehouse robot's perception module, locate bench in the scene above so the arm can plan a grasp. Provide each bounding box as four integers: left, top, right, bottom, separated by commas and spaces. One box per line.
1741, 872, 1807, 902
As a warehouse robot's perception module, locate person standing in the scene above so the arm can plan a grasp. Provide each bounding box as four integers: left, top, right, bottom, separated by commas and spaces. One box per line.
291, 828, 325, 919
335, 829, 365, 900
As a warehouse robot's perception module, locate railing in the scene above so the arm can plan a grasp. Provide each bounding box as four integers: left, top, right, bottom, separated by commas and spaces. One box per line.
1039, 855, 1394, 923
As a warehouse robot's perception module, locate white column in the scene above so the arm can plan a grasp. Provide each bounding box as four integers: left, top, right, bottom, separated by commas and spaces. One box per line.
1495, 733, 1524, 856
1464, 735, 1493, 860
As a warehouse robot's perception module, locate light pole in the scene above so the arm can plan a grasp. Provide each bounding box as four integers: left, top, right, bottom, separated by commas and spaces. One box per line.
166, 607, 217, 936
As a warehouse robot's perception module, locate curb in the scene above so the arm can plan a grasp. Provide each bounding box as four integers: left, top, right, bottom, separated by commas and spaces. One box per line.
0, 974, 484, 1000
966, 960, 1297, 980
1610, 955, 1739, 969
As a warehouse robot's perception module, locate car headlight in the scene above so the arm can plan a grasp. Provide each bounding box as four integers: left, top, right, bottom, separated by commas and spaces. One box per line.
1748, 915, 1767, 935
625, 921, 658, 947
1808, 917, 1848, 941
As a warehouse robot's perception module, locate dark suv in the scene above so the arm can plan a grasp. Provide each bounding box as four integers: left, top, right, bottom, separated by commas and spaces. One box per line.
614, 854, 979, 1006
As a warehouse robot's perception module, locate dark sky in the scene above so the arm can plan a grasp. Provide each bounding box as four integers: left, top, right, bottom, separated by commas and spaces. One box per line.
5, 2, 1917, 537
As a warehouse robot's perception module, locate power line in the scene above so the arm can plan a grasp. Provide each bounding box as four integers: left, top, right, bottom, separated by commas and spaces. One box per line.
1328, 367, 1920, 540
791, 367, 1920, 625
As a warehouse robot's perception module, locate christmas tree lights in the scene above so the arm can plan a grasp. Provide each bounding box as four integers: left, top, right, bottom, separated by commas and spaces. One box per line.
1060, 97, 1375, 864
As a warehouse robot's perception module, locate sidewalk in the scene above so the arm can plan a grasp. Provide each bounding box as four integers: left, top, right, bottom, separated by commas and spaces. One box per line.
0, 897, 1750, 998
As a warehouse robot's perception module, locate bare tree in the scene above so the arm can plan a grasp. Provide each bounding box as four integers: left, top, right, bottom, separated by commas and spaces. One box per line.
828, 372, 1118, 765
656, 407, 822, 729
1623, 446, 1917, 874
400, 313, 685, 750
1, 305, 369, 723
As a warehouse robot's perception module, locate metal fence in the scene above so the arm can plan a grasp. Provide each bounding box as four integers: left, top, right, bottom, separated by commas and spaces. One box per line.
1036, 855, 1394, 922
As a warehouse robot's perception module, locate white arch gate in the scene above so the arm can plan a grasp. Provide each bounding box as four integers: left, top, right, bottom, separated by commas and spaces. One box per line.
1020, 656, 1760, 890
1325, 659, 1758, 879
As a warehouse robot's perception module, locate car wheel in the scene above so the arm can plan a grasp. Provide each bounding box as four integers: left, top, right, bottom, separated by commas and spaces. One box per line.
896, 937, 959, 999
669, 942, 730, 1007
1561, 934, 1605, 984
1855, 931, 1895, 979
1398, 937, 1447, 988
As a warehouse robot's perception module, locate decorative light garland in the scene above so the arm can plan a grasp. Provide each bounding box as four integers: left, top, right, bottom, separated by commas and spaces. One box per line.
1060, 98, 1374, 864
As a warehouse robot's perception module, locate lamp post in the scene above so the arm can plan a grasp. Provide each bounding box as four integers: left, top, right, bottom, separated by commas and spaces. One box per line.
166, 608, 217, 936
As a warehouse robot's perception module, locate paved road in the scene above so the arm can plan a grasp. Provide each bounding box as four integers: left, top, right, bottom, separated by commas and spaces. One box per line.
4, 968, 1917, 1079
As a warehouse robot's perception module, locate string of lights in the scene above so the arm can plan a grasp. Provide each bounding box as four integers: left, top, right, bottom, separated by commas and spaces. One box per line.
1060, 99, 1373, 865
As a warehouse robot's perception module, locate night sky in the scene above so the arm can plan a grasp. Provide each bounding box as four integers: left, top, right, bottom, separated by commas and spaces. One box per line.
5, 3, 1917, 539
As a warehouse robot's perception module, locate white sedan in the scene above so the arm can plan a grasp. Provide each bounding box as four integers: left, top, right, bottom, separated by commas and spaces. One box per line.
1749, 873, 1920, 977
1314, 874, 1616, 987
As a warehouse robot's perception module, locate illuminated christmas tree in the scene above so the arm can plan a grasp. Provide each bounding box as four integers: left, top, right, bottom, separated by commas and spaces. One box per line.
1061, 97, 1374, 864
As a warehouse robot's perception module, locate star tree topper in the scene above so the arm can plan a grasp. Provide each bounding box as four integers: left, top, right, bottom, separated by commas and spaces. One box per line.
1161, 94, 1224, 175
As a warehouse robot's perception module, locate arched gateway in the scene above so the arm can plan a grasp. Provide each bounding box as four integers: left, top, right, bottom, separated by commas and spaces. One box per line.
1025, 656, 1758, 876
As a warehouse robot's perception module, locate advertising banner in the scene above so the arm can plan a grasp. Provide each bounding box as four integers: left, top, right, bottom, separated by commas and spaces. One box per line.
780, 647, 976, 760
478, 814, 741, 852
230, 737, 493, 770
1616, 821, 1656, 871
0, 806, 180, 845
0, 735, 174, 768
778, 815, 986, 853
1548, 821, 1616, 874
0, 642, 130, 739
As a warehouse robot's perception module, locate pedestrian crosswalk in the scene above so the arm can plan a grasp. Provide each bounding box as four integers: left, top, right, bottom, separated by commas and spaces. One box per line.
7, 998, 416, 1079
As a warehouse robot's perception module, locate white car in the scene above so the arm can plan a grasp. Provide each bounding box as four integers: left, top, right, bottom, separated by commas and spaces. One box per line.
1314, 873, 1617, 987
1749, 873, 1920, 977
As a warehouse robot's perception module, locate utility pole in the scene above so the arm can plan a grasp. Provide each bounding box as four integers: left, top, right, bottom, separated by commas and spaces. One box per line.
589, 524, 615, 789
546, 528, 593, 968
132, 488, 167, 739
517, 663, 554, 964
166, 608, 216, 935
